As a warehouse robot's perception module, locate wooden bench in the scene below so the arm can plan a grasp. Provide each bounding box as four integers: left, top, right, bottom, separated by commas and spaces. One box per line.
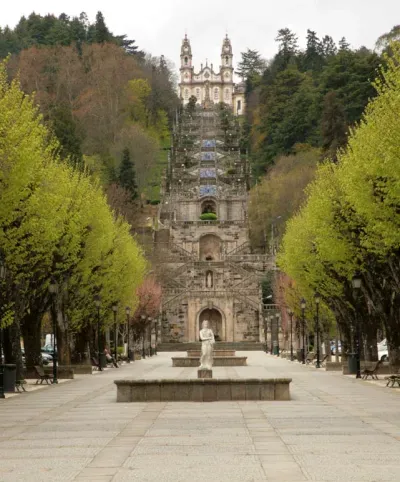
15, 379, 27, 392
305, 352, 316, 365
34, 365, 52, 384
314, 354, 329, 367
362, 359, 382, 380
385, 370, 400, 387
91, 357, 100, 371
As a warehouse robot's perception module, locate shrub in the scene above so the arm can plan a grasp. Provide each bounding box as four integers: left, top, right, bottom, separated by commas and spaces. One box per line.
200, 213, 217, 221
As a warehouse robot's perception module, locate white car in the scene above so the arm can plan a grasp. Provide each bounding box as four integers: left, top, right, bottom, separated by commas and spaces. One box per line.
378, 339, 388, 361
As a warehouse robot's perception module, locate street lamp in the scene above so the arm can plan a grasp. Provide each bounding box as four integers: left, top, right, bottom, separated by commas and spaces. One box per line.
148, 317, 153, 356
288, 310, 294, 361
112, 304, 118, 362
268, 316, 273, 353
126, 307, 132, 362
94, 295, 102, 371
49, 279, 58, 384
301, 298, 306, 364
264, 317, 268, 353
314, 292, 321, 368
141, 315, 146, 359
352, 274, 362, 379
275, 313, 280, 356
0, 251, 7, 399
154, 318, 158, 355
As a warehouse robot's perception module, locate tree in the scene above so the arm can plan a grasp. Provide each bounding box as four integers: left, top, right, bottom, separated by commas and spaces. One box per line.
93, 11, 111, 43
375, 25, 400, 52
304, 30, 323, 71
119, 148, 138, 200
320, 91, 347, 160
321, 35, 337, 58
275, 28, 299, 70
236, 48, 266, 82
338, 37, 350, 52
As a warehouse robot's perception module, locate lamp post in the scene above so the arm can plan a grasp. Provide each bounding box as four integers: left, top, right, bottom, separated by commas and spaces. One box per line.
148, 317, 153, 356
94, 295, 102, 371
264, 317, 268, 353
48, 279, 58, 384
268, 316, 273, 354
352, 274, 362, 379
288, 310, 294, 361
301, 298, 306, 364
275, 313, 280, 356
112, 304, 118, 362
154, 318, 158, 355
0, 252, 7, 399
141, 315, 146, 359
126, 307, 132, 362
314, 292, 321, 368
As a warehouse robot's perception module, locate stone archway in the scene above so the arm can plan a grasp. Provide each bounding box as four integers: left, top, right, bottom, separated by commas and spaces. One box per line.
199, 308, 224, 341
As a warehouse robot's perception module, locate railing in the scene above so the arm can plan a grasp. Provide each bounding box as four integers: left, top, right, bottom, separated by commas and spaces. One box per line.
226, 242, 250, 256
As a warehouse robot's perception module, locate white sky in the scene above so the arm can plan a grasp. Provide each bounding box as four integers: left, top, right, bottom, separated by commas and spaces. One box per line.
2, 0, 399, 73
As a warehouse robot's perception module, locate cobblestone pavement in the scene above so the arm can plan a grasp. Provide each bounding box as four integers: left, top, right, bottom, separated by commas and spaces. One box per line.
0, 352, 399, 481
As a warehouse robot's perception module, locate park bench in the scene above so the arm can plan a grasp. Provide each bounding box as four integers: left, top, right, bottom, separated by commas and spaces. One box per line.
361, 359, 383, 380
15, 379, 27, 392
34, 365, 52, 384
91, 357, 100, 370
314, 354, 329, 367
305, 352, 316, 364
385, 370, 400, 388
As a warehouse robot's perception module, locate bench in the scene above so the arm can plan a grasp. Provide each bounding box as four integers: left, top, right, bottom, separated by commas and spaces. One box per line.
385, 370, 400, 388
362, 359, 382, 380
305, 352, 316, 365
34, 365, 52, 384
15, 379, 27, 392
314, 354, 329, 367
91, 357, 100, 371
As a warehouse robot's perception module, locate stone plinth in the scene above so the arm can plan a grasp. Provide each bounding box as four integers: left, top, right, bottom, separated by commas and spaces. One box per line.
172, 356, 247, 367
187, 350, 236, 357
115, 378, 292, 402
198, 369, 212, 378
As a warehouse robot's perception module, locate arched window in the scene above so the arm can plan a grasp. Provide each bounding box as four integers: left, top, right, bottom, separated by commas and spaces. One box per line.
184, 89, 189, 100
214, 88, 219, 100
184, 56, 188, 65
225, 88, 230, 100
196, 88, 200, 99
237, 100, 242, 111
225, 56, 229, 65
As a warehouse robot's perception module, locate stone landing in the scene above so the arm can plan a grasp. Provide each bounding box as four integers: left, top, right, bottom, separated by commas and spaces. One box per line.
172, 356, 247, 367
115, 378, 291, 402
187, 349, 236, 357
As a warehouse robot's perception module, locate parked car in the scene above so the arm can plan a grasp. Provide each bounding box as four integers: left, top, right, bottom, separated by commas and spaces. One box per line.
21, 348, 53, 365
41, 344, 56, 356
378, 339, 388, 361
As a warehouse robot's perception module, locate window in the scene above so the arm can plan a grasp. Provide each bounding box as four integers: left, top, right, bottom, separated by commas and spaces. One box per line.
237, 100, 242, 111
196, 88, 200, 99
214, 88, 219, 100
184, 89, 189, 100
225, 56, 229, 65
225, 88, 230, 100
184, 56, 188, 65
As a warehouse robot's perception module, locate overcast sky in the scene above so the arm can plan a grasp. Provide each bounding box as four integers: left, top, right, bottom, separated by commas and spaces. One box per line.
3, 0, 399, 73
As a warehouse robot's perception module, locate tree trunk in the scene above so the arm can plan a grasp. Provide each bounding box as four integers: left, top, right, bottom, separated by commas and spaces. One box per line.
21, 310, 43, 369
4, 320, 24, 380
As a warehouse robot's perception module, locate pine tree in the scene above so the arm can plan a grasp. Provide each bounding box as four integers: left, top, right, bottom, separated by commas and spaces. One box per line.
338, 37, 350, 51
304, 30, 323, 71
94, 11, 111, 43
236, 49, 265, 81
321, 35, 337, 57
320, 91, 347, 161
119, 148, 138, 200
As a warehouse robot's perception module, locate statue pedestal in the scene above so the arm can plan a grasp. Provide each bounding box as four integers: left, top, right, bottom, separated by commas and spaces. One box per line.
198, 369, 212, 379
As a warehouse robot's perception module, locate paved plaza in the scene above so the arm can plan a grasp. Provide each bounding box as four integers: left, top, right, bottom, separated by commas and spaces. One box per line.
0, 352, 400, 481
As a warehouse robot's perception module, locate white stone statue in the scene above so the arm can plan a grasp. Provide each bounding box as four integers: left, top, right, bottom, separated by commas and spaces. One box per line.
199, 320, 215, 370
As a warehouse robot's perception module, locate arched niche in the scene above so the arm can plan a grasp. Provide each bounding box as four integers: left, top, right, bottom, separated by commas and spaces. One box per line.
201, 199, 217, 215
199, 234, 221, 261
198, 307, 224, 341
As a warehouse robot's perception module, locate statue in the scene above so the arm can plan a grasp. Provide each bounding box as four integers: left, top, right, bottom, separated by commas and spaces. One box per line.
199, 320, 215, 370
206, 271, 213, 288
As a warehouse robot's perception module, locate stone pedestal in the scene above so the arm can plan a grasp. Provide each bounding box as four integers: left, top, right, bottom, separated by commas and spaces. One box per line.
198, 369, 212, 378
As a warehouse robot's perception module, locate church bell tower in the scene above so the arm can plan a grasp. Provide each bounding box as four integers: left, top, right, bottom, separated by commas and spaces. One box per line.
180, 34, 193, 102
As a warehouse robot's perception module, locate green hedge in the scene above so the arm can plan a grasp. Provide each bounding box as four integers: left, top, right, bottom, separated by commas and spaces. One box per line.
200, 213, 217, 220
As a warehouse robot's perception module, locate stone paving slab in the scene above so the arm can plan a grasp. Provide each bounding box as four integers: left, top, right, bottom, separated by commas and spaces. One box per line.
0, 352, 399, 481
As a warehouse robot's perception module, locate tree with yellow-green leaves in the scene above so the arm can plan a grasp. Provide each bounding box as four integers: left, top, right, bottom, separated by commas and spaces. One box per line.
0, 60, 147, 376
279, 44, 400, 367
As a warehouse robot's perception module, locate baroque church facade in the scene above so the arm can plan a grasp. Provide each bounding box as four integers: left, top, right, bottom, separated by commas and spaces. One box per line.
178, 34, 246, 116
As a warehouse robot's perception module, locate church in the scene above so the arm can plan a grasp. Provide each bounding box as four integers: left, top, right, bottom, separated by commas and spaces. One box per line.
178, 34, 246, 116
